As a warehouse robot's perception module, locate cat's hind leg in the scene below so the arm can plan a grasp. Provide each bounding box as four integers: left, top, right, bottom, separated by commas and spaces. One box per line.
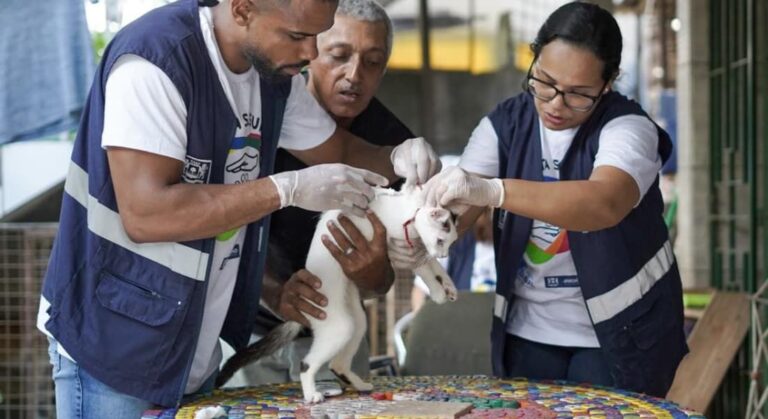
414, 257, 458, 303
329, 287, 373, 392
300, 315, 353, 403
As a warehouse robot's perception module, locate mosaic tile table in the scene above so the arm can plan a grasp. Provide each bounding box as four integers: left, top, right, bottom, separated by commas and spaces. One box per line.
141, 375, 704, 418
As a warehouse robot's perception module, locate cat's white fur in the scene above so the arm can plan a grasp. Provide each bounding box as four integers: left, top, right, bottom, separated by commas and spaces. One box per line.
298, 185, 459, 402
216, 186, 459, 402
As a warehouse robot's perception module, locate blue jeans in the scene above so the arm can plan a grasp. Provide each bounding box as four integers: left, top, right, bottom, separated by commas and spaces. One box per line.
48, 338, 217, 418
503, 334, 614, 386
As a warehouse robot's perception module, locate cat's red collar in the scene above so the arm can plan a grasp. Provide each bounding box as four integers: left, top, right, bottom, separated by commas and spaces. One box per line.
402, 208, 420, 248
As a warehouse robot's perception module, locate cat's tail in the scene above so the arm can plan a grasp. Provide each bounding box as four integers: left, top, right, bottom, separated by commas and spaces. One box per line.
215, 321, 304, 387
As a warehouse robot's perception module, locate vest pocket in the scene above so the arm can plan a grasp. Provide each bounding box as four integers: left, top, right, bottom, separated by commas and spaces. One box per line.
627, 298, 669, 350
96, 271, 177, 326
80, 269, 186, 381
604, 294, 680, 396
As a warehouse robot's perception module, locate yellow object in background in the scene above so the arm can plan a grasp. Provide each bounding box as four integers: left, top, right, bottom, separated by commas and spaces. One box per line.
387, 28, 500, 74
514, 41, 535, 72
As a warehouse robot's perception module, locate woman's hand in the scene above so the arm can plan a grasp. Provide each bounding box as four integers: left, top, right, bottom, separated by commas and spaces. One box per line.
424, 166, 505, 212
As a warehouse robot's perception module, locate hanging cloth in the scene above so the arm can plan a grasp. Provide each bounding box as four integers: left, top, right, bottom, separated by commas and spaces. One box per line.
0, 0, 95, 144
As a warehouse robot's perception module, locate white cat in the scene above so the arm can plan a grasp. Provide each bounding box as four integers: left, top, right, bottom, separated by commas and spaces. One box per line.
216, 185, 459, 402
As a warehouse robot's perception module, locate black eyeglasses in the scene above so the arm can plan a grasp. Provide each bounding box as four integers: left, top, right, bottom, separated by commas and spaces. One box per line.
523, 68, 608, 113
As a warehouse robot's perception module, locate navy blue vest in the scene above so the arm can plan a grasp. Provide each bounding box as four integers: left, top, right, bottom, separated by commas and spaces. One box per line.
489, 92, 687, 397
40, 0, 290, 406
446, 232, 476, 291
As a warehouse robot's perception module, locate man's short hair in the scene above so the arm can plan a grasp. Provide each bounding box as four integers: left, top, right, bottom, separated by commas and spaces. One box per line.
251, 0, 337, 12
335, 0, 393, 58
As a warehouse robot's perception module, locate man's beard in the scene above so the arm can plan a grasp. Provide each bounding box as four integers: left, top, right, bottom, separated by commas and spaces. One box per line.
243, 44, 308, 83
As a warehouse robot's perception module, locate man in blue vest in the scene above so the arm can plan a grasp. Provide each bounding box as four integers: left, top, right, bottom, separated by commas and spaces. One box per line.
37, 0, 439, 416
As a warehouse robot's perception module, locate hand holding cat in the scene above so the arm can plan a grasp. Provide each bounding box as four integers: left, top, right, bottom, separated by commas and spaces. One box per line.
424, 166, 506, 213
270, 164, 389, 217
277, 270, 328, 327
321, 211, 395, 295
390, 137, 442, 186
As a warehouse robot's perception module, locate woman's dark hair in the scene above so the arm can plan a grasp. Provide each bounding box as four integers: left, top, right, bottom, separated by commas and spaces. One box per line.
531, 2, 622, 82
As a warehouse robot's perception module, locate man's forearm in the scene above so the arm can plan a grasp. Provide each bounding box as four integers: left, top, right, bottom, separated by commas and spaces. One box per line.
286, 128, 398, 183
360, 264, 395, 298
118, 177, 282, 243
339, 131, 397, 183
376, 266, 396, 295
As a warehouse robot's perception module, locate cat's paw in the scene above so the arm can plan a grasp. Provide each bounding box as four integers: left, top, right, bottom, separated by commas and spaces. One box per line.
444, 283, 458, 301
354, 381, 374, 392
305, 391, 325, 404
430, 287, 447, 304
430, 281, 457, 304
429, 284, 448, 304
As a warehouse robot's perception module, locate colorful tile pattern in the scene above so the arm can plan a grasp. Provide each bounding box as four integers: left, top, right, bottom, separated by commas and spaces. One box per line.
141, 375, 704, 418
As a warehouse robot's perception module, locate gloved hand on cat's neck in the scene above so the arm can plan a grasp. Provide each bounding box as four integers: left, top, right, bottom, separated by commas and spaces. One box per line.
423, 166, 506, 214
390, 137, 442, 187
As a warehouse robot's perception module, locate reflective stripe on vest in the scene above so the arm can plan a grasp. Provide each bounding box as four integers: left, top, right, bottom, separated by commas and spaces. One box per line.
586, 240, 674, 324
65, 162, 209, 281
494, 292, 509, 320
492, 240, 673, 325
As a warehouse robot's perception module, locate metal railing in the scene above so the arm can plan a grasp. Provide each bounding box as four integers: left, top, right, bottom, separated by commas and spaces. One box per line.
0, 223, 57, 419
708, 0, 766, 417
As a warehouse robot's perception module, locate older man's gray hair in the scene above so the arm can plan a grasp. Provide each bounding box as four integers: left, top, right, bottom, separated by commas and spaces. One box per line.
335, 0, 393, 58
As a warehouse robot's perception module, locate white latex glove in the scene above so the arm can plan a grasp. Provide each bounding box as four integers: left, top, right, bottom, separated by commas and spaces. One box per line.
424, 166, 505, 213
390, 137, 441, 186
387, 237, 430, 271
269, 163, 388, 217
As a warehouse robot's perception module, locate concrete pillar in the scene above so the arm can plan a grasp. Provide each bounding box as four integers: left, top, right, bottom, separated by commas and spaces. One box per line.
675, 0, 710, 288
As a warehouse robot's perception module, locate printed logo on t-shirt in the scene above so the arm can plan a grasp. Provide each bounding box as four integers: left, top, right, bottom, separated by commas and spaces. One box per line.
516, 265, 535, 288
496, 210, 507, 230
219, 244, 241, 270
225, 133, 262, 181
182, 156, 212, 184
524, 175, 570, 265
216, 132, 263, 242
544, 275, 579, 288
525, 224, 570, 264
541, 158, 561, 171
238, 112, 261, 131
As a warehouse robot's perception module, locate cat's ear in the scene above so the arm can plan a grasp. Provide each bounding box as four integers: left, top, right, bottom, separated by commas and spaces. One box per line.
449, 211, 458, 226
429, 208, 451, 222
429, 208, 452, 232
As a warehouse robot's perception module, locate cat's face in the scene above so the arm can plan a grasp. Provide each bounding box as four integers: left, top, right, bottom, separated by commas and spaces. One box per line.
413, 207, 458, 258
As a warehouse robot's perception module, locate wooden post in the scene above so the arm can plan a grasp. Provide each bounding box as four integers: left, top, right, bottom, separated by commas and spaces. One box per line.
667, 291, 750, 413
418, 0, 434, 141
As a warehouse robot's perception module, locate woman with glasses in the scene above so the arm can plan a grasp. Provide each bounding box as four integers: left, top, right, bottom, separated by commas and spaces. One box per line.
423, 2, 686, 396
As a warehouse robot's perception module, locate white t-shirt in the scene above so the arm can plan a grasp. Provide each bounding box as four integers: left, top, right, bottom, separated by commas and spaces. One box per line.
71, 6, 334, 394
460, 113, 662, 348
